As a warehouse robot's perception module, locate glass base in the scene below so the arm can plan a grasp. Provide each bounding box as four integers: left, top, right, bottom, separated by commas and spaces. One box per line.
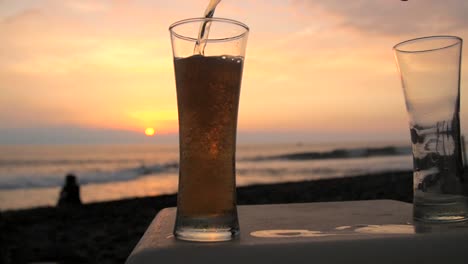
174, 212, 239, 242
414, 194, 468, 223
174, 227, 239, 242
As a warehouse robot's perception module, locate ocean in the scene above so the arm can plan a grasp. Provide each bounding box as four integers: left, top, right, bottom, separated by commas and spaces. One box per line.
0, 142, 413, 211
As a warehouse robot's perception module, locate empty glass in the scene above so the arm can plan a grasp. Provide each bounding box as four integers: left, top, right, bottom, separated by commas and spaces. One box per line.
394, 36, 468, 222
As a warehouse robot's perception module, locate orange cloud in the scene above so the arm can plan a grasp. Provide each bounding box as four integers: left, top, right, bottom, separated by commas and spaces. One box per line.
1, 0, 468, 143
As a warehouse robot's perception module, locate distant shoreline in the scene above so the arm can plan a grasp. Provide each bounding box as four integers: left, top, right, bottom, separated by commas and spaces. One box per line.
0, 144, 412, 192
1, 170, 412, 263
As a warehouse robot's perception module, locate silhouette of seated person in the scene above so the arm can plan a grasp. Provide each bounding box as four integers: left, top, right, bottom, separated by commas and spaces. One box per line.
57, 174, 82, 207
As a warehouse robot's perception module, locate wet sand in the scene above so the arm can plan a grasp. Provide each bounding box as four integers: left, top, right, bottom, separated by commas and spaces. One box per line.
1, 171, 412, 264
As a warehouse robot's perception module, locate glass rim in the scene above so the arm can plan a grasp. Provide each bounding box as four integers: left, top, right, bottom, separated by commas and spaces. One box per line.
169, 17, 249, 43
393, 35, 462, 53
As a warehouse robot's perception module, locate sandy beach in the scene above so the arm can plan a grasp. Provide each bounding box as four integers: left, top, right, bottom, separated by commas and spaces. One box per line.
1, 171, 412, 264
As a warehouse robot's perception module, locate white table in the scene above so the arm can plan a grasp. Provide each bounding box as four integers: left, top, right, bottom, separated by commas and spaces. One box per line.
126, 200, 468, 264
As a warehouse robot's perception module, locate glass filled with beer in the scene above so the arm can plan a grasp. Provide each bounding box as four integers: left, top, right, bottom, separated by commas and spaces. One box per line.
169, 17, 249, 242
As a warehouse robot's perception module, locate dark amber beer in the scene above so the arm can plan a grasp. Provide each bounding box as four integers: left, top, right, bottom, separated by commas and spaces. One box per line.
169, 18, 248, 242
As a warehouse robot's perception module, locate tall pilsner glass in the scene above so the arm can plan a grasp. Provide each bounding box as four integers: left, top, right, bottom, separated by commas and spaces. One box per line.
169, 18, 249, 241
394, 36, 468, 222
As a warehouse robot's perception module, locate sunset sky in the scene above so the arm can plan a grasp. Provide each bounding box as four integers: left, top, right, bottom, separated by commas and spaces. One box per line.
1, 0, 468, 144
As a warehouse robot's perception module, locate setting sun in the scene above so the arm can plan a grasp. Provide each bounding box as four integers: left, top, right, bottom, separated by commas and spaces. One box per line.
144, 128, 155, 136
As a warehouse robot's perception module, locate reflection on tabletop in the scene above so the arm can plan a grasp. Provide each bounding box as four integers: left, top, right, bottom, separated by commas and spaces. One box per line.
250, 221, 468, 238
